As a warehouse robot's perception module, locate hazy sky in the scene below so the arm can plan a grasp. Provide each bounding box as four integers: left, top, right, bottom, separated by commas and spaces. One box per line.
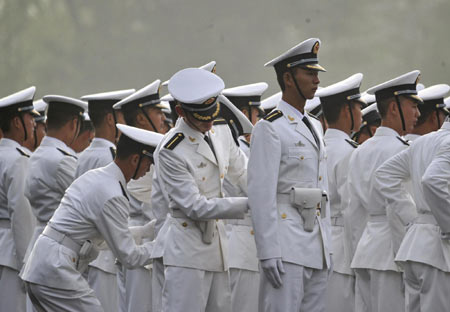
1, 0, 448, 100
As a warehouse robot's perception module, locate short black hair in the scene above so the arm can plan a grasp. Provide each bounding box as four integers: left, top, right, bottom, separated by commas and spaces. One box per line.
79, 118, 94, 135
376, 97, 394, 119
122, 106, 141, 127
0, 108, 27, 133
415, 105, 435, 127
46, 103, 83, 130
88, 101, 116, 129
322, 101, 345, 124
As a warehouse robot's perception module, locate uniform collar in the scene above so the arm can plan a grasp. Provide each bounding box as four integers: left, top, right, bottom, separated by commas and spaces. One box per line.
373, 126, 400, 137
440, 121, 450, 131
277, 99, 305, 122
0, 137, 22, 148
90, 137, 116, 148
105, 161, 127, 186
324, 128, 350, 139
40, 135, 72, 152
178, 118, 209, 144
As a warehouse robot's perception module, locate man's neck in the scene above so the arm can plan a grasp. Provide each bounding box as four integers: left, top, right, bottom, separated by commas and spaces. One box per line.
282, 91, 306, 114
327, 123, 351, 136
47, 128, 74, 146
2, 132, 23, 145
94, 125, 115, 144
380, 119, 403, 136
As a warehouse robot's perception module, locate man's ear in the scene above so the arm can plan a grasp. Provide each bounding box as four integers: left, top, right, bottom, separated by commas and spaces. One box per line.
283, 71, 293, 88
106, 112, 115, 126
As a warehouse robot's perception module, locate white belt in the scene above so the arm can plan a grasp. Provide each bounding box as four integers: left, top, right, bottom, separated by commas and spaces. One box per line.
331, 216, 344, 226
415, 212, 438, 225
227, 218, 253, 226
368, 214, 387, 222
42, 226, 81, 254
0, 219, 11, 228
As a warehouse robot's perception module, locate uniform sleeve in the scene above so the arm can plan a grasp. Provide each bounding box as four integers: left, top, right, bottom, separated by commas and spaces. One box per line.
7, 156, 35, 266
225, 130, 248, 195
97, 196, 152, 269
55, 156, 77, 194
158, 148, 247, 220
374, 149, 417, 252
151, 163, 169, 235
248, 121, 282, 260
422, 140, 450, 232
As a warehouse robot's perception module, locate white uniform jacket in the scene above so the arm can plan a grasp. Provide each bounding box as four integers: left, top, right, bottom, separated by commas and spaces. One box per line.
25, 136, 77, 258
348, 127, 414, 272
0, 139, 35, 270
248, 100, 331, 269
324, 128, 357, 275
75, 137, 115, 179
75, 137, 118, 274
21, 162, 153, 290
151, 118, 248, 272
375, 122, 450, 272
238, 136, 250, 157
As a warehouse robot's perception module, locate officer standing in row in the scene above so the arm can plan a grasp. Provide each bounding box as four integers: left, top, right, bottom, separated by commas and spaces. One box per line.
21, 124, 162, 311
248, 38, 332, 312
374, 84, 450, 311
76, 89, 135, 312
315, 73, 366, 312
351, 101, 381, 144
0, 87, 36, 312
346, 71, 422, 312
153, 68, 248, 311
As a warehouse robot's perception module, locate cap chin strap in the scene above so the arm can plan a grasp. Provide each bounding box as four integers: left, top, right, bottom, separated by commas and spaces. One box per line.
33, 126, 38, 149
18, 114, 28, 142
288, 68, 306, 102
140, 107, 160, 134
112, 110, 119, 140
395, 95, 407, 132
132, 154, 143, 180
348, 102, 355, 133
436, 109, 442, 129
69, 115, 82, 146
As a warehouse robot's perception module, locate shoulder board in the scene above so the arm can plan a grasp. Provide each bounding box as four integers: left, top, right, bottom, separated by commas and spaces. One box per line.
16, 147, 30, 158
109, 147, 116, 160
345, 139, 359, 149
263, 110, 283, 122
56, 147, 78, 159
119, 181, 129, 201
308, 112, 320, 121
164, 132, 185, 150
396, 136, 410, 146
213, 118, 228, 125
239, 138, 250, 148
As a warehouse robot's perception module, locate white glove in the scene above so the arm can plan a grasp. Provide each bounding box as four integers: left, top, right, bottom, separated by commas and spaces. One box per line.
261, 258, 285, 289
129, 219, 156, 245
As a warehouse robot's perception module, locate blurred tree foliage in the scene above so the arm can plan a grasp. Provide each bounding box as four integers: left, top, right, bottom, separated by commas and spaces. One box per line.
0, 0, 448, 99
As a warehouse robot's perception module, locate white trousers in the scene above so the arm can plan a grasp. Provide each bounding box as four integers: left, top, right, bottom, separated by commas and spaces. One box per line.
354, 269, 404, 312
162, 266, 232, 312
259, 262, 328, 312
325, 271, 355, 312
26, 281, 103, 312
229, 268, 259, 312
123, 267, 152, 312
116, 266, 127, 312
152, 258, 164, 312
88, 267, 118, 312
403, 261, 450, 312
0, 265, 26, 312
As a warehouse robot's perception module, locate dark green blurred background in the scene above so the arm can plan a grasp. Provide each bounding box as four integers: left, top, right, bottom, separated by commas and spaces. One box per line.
1, 0, 448, 99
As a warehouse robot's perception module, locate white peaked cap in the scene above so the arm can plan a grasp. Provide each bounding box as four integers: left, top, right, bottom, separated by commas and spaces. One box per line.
261, 91, 282, 111
162, 61, 217, 86
366, 70, 422, 103
362, 102, 379, 116
113, 80, 161, 110
264, 38, 325, 72
116, 124, 163, 148
305, 96, 322, 112
168, 68, 224, 104
0, 86, 36, 110
418, 84, 450, 102
43, 95, 88, 111
33, 99, 47, 112
81, 89, 136, 101
218, 94, 253, 135
361, 91, 376, 105
315, 73, 363, 99
222, 82, 269, 98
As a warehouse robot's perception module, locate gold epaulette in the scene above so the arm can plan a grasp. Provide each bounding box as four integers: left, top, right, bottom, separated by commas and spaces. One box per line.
263, 110, 283, 122
164, 133, 185, 150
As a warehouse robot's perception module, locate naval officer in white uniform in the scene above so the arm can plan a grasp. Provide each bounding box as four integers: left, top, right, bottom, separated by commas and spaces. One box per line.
346, 71, 422, 312
315, 73, 366, 312
0, 87, 37, 312
248, 38, 331, 312
374, 84, 450, 312
76, 88, 135, 312
152, 67, 248, 312
21, 124, 162, 311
